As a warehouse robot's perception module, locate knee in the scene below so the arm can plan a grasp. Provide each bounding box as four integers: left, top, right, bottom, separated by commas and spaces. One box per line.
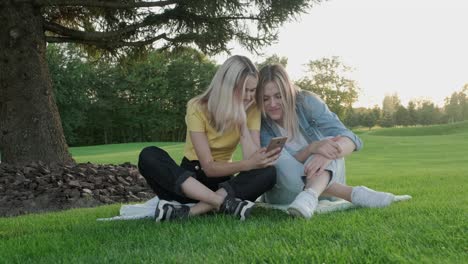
139, 146, 164, 161
138, 146, 168, 169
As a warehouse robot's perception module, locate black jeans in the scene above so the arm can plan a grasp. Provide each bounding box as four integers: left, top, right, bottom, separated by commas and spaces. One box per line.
138, 146, 276, 204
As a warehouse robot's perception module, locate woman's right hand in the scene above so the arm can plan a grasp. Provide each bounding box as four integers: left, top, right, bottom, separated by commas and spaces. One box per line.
309, 137, 343, 160
246, 147, 281, 170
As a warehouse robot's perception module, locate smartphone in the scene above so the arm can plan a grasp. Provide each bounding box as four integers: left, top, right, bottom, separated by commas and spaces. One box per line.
265, 136, 288, 153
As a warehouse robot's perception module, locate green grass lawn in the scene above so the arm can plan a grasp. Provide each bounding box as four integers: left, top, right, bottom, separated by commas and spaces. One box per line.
1, 122, 467, 263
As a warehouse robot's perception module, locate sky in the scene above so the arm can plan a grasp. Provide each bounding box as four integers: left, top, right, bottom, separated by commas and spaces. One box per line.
214, 0, 468, 108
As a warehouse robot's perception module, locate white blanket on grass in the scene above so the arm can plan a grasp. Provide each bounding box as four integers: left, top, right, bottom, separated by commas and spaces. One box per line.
97, 195, 412, 221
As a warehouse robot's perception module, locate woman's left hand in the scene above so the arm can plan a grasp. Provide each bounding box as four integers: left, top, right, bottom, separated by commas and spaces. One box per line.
304, 154, 332, 179
309, 137, 342, 159
244, 99, 255, 111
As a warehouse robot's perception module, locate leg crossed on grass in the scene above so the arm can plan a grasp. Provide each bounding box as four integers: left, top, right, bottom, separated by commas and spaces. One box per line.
138, 146, 274, 221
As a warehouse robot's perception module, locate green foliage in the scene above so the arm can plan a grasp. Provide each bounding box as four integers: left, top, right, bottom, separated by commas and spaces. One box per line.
382, 93, 401, 116
394, 105, 410, 126
347, 86, 468, 129
256, 54, 288, 70
345, 106, 381, 130
363, 107, 380, 129
42, 0, 319, 55
48, 44, 97, 145
379, 112, 394, 128
49, 44, 216, 146
379, 94, 400, 127
444, 84, 468, 123
296, 56, 359, 120
49, 44, 466, 144
407, 101, 418, 125
416, 100, 444, 126
2, 124, 468, 263
164, 49, 218, 141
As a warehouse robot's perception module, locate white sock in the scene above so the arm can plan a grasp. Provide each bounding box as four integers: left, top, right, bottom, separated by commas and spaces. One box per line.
304, 188, 320, 199
351, 186, 395, 208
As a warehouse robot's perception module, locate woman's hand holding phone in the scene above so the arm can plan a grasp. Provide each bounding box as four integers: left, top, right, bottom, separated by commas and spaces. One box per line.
266, 137, 287, 152
246, 147, 281, 170
244, 137, 286, 170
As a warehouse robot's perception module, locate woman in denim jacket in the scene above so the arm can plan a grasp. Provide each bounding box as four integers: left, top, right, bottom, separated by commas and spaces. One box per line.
257, 64, 398, 219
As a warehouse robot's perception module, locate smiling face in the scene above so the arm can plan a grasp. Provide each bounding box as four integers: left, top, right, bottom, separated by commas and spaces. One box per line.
263, 81, 284, 124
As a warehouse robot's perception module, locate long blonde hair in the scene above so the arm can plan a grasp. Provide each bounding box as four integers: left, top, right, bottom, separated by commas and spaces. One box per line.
191, 55, 257, 133
256, 64, 300, 140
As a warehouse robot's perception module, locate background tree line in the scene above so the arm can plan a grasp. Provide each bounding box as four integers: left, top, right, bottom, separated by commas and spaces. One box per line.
49, 46, 468, 146
261, 55, 468, 130
344, 88, 468, 130
49, 44, 216, 146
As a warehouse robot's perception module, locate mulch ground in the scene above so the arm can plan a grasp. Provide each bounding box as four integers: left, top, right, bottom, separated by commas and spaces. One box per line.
0, 162, 155, 217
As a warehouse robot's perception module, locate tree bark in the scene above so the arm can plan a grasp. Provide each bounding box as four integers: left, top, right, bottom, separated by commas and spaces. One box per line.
0, 1, 73, 165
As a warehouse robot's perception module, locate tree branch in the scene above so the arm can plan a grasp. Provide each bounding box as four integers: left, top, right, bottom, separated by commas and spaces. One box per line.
44, 19, 155, 41
39, 1, 279, 52
46, 33, 168, 48
43, 10, 261, 42
21, 0, 178, 8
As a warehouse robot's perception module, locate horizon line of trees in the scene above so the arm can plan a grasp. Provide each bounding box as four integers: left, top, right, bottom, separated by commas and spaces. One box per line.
344, 91, 468, 130
49, 45, 468, 146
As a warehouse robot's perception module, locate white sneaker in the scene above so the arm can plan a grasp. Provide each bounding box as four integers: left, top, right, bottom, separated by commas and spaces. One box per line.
351, 186, 395, 208
287, 188, 319, 219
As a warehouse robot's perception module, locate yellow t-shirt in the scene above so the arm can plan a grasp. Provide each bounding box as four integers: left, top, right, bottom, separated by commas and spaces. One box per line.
183, 100, 261, 162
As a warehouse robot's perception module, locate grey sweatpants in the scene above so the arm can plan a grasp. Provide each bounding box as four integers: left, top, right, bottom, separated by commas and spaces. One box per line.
264, 150, 346, 205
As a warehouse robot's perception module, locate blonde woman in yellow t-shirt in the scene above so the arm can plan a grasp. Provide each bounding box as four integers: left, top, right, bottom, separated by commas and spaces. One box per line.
138, 55, 280, 221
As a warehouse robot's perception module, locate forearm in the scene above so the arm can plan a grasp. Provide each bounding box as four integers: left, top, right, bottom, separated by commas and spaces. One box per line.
294, 144, 314, 163
335, 137, 356, 158
240, 126, 259, 160
294, 136, 356, 162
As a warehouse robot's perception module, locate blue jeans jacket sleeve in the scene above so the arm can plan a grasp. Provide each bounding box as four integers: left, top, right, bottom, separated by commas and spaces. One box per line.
303, 92, 363, 151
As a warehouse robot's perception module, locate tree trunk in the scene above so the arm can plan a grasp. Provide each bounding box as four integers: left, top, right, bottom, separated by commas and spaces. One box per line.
0, 2, 73, 166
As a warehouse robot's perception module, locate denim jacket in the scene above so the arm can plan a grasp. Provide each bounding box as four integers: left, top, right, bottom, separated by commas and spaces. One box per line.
260, 90, 363, 156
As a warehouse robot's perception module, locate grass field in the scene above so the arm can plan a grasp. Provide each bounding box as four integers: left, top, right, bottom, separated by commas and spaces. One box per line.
1, 122, 467, 263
